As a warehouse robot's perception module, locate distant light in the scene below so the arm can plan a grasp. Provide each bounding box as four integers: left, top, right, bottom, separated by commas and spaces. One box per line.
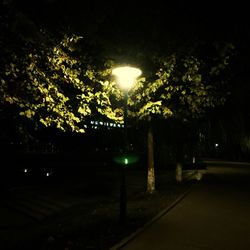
215, 143, 219, 148
46, 172, 50, 177
196, 172, 203, 181
125, 158, 128, 165
24, 169, 28, 173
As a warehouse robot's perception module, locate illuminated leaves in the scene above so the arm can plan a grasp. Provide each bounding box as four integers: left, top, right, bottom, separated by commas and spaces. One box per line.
0, 9, 234, 139
19, 109, 35, 119
0, 31, 123, 133
125, 44, 234, 121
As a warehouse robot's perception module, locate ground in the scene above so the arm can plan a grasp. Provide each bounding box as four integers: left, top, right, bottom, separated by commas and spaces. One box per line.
1, 163, 194, 250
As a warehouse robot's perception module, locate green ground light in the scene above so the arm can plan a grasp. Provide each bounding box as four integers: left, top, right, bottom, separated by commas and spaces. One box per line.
113, 154, 139, 166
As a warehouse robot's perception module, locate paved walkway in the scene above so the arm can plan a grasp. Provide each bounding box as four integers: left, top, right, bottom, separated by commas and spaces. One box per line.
114, 164, 250, 250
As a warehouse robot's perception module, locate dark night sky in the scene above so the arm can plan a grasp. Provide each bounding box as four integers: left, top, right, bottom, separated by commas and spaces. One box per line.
10, 0, 250, 99
15, 0, 250, 54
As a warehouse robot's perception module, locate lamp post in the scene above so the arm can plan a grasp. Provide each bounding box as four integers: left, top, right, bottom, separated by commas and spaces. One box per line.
112, 66, 142, 224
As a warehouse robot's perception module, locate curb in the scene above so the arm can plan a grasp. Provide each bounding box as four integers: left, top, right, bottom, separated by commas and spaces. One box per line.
110, 183, 195, 250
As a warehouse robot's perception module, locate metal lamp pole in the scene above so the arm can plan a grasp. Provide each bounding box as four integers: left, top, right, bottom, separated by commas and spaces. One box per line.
120, 90, 128, 224
112, 66, 142, 224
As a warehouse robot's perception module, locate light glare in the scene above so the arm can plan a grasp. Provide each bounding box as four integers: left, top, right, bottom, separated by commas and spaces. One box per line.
112, 66, 142, 90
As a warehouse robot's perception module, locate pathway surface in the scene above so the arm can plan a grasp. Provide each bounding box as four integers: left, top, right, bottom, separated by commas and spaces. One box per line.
116, 162, 250, 250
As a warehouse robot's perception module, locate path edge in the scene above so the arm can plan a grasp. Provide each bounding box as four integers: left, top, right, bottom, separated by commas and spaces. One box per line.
110, 183, 195, 250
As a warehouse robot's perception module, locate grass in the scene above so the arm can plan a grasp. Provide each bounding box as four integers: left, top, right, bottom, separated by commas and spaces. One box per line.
1, 165, 194, 250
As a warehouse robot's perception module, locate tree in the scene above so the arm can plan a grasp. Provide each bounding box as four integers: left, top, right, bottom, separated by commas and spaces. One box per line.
106, 42, 235, 193
0, 2, 123, 147
0, 2, 235, 194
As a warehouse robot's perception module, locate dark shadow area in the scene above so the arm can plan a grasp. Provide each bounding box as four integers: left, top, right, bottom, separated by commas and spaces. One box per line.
0, 150, 194, 250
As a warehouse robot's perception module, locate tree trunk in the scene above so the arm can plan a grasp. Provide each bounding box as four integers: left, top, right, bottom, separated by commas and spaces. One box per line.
175, 140, 184, 182
176, 161, 183, 182
175, 123, 184, 183
147, 116, 155, 194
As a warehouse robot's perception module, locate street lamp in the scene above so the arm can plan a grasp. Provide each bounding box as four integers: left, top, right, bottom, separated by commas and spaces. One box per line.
112, 66, 142, 90
112, 66, 142, 224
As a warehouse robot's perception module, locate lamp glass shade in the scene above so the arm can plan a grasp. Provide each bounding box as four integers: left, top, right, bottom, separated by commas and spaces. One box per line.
112, 66, 141, 90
